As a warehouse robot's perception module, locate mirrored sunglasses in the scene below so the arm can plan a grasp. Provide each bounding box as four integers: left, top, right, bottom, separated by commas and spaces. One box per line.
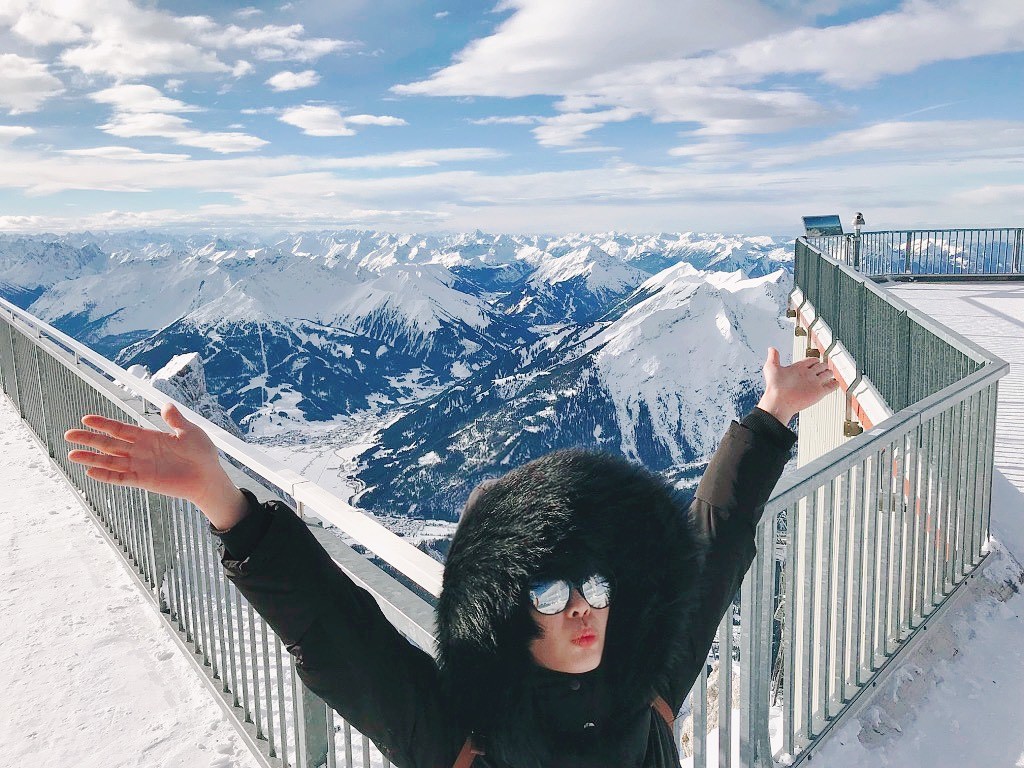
527, 573, 612, 615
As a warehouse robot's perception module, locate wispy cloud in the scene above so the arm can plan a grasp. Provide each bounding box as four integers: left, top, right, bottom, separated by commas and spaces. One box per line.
0, 125, 36, 143
62, 146, 191, 162
99, 112, 268, 153
89, 84, 200, 114
279, 105, 407, 136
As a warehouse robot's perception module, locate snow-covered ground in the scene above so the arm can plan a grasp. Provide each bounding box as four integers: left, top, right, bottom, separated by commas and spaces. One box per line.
0, 394, 262, 768
816, 281, 1024, 767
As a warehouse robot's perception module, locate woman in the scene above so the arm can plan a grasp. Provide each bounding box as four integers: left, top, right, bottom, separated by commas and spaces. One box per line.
65, 347, 838, 767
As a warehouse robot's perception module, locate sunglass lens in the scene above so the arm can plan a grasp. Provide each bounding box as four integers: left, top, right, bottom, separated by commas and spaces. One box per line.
529, 579, 571, 615
581, 574, 611, 609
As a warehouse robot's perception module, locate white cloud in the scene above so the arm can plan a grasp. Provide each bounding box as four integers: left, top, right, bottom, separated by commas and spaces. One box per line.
62, 146, 191, 162
395, 0, 785, 98
531, 108, 638, 147
201, 23, 355, 62
279, 105, 355, 136
165, 79, 185, 93
235, 6, 263, 18
321, 148, 504, 169
99, 112, 268, 153
394, 0, 1024, 146
241, 107, 280, 115
266, 69, 321, 91
560, 145, 620, 154
0, 0, 354, 81
470, 115, 542, 125
0, 126, 35, 143
10, 8, 85, 44
232, 60, 255, 77
434, 11, 450, 18
744, 120, 1024, 167
0, 134, 1019, 231
0, 54, 65, 114
89, 84, 200, 114
345, 114, 407, 127
278, 105, 406, 136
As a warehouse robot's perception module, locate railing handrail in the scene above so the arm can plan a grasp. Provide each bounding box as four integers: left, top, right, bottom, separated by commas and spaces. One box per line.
766, 237, 1010, 512
756, 233, 1008, 765
0, 295, 445, 598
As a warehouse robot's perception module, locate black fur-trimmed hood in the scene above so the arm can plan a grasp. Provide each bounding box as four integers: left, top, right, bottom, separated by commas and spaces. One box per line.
435, 449, 706, 766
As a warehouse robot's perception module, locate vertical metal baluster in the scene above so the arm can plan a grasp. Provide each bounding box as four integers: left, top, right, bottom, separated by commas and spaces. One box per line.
187, 500, 210, 664
234, 587, 250, 719
952, 399, 970, 584
276, 635, 290, 767
250, 602, 265, 738
819, 476, 835, 722
327, 710, 338, 768
859, 454, 878, 682
901, 424, 920, 632
784, 503, 799, 757
362, 734, 371, 768
875, 444, 892, 663
200, 504, 221, 679
916, 416, 935, 620
833, 468, 852, 706
173, 497, 194, 642
718, 608, 733, 768
222, 567, 239, 700
343, 720, 353, 768
211, 538, 230, 691
971, 389, 988, 566
802, 489, 818, 741
695, 663, 708, 767
981, 383, 999, 551
291, 654, 303, 768
262, 618, 276, 757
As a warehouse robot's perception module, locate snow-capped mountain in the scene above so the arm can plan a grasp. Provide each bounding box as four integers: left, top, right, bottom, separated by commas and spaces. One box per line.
355, 264, 792, 519
0, 229, 795, 521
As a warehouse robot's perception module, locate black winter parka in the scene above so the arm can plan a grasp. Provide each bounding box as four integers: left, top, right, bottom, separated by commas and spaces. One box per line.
211, 408, 796, 768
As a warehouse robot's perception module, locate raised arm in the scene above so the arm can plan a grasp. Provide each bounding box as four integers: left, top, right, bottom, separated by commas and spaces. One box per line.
663, 347, 839, 711
64, 404, 457, 768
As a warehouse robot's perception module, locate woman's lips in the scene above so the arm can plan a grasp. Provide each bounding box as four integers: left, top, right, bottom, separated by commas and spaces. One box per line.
572, 631, 597, 646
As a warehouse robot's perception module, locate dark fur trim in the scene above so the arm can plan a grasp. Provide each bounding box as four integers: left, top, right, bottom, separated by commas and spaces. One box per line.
435, 449, 705, 766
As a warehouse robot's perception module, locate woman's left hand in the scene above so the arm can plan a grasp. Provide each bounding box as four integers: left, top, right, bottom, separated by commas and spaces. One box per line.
755, 347, 841, 425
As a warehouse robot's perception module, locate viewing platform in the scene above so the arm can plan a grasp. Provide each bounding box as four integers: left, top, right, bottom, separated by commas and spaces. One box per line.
2, 226, 1022, 768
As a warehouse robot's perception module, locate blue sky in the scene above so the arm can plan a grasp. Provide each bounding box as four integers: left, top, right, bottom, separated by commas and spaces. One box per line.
0, 0, 1021, 235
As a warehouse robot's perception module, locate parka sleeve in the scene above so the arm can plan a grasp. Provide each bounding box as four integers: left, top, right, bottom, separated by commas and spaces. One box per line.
663, 408, 796, 713
209, 489, 458, 768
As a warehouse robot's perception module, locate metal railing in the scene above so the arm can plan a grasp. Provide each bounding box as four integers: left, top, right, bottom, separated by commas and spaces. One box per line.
0, 297, 441, 768
740, 237, 1009, 765
0, 296, 741, 766
808, 227, 1024, 278
0, 224, 1009, 768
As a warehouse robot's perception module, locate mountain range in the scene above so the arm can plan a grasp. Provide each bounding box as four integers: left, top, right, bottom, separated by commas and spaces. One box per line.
0, 229, 794, 524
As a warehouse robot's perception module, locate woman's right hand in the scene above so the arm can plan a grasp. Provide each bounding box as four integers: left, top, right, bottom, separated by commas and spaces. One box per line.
63, 402, 248, 528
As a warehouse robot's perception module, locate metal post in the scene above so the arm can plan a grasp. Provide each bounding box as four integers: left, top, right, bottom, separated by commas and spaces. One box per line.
294, 671, 330, 768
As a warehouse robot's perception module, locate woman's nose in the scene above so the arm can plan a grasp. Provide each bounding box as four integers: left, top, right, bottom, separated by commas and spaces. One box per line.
566, 587, 590, 617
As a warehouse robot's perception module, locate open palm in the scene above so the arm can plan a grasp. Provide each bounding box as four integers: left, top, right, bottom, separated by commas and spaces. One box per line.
64, 402, 221, 502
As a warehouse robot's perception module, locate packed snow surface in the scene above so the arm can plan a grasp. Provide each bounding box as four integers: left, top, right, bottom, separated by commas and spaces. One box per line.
0, 395, 262, 768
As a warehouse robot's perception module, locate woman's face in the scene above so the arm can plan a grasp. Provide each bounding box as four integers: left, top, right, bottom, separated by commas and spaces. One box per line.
528, 584, 610, 673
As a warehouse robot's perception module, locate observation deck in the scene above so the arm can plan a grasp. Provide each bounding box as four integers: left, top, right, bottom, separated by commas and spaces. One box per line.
2, 226, 1022, 768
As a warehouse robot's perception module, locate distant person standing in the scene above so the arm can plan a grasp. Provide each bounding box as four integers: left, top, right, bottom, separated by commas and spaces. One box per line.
65, 347, 839, 767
